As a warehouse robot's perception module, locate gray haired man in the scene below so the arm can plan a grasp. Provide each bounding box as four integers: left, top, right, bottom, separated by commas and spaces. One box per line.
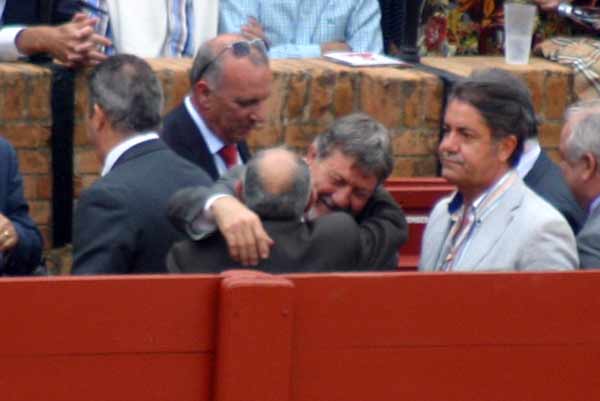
168, 147, 389, 273
72, 54, 211, 274
559, 100, 600, 268
168, 113, 408, 269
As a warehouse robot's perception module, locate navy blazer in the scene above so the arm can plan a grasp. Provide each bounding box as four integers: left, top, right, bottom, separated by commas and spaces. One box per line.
2, 0, 77, 25
160, 103, 252, 181
0, 137, 43, 275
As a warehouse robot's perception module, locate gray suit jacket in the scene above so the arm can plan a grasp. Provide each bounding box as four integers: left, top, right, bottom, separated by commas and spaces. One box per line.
578, 204, 600, 269
419, 176, 578, 272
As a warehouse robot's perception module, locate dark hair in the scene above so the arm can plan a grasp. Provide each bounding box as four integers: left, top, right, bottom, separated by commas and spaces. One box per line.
449, 68, 536, 166
88, 54, 163, 133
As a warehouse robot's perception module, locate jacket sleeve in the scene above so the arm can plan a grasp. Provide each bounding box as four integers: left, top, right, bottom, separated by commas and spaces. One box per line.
167, 166, 244, 239
355, 186, 408, 270
2, 142, 43, 275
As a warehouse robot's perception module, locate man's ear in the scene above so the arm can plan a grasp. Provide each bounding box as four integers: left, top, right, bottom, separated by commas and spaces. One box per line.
581, 152, 598, 181
192, 80, 212, 109
91, 104, 108, 132
498, 134, 518, 163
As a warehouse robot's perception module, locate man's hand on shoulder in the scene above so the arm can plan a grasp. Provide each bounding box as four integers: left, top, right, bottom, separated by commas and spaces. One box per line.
211, 196, 274, 266
16, 13, 111, 67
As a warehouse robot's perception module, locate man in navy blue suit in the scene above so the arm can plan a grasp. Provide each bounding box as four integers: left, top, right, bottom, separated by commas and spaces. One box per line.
0, 137, 43, 275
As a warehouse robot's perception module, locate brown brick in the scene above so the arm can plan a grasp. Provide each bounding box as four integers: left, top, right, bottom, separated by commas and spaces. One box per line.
423, 76, 443, 127
544, 72, 569, 120
75, 149, 100, 175
2, 74, 27, 120
17, 150, 50, 174
247, 124, 283, 150
265, 70, 288, 124
545, 148, 561, 164
401, 80, 423, 128
284, 124, 327, 150
521, 70, 545, 115
73, 122, 91, 146
285, 73, 309, 121
73, 70, 92, 119
81, 174, 99, 192
333, 71, 356, 117
360, 73, 404, 128
23, 175, 37, 199
308, 69, 335, 123
2, 125, 51, 148
29, 200, 51, 225
36, 175, 52, 200
391, 157, 417, 177
391, 156, 438, 177
393, 129, 438, 156
28, 76, 52, 120
538, 122, 562, 148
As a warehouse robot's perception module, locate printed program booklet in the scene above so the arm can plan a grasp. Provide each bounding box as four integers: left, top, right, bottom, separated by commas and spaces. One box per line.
323, 52, 411, 67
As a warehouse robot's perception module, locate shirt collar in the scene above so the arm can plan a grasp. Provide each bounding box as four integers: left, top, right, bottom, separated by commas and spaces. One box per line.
101, 132, 159, 176
515, 138, 541, 179
184, 95, 225, 155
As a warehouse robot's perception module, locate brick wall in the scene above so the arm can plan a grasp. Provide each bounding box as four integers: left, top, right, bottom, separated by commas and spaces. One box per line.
0, 56, 576, 250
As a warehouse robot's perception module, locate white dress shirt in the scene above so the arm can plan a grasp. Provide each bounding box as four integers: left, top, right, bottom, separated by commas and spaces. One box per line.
101, 132, 159, 176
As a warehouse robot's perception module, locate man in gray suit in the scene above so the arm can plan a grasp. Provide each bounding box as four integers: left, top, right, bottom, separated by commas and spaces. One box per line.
559, 101, 600, 269
419, 72, 578, 272
168, 147, 391, 273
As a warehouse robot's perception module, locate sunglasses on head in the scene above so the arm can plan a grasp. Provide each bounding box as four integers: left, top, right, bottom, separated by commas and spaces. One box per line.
197, 39, 268, 80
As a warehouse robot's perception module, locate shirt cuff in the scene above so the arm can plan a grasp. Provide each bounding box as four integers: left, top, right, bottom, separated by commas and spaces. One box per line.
0, 26, 27, 61
188, 194, 234, 240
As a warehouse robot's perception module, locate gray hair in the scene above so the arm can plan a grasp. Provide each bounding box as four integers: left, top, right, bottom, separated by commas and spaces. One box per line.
88, 54, 163, 133
189, 37, 269, 88
313, 113, 393, 183
243, 148, 311, 219
564, 112, 600, 173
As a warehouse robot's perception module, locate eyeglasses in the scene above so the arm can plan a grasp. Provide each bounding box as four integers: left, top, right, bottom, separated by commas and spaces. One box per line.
197, 39, 268, 80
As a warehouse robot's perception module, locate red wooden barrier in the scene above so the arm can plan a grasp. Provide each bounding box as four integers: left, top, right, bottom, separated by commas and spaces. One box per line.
3, 271, 600, 401
384, 178, 456, 270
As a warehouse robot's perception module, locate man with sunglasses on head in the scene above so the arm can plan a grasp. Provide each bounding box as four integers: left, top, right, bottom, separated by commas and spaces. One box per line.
160, 34, 272, 181
169, 113, 408, 269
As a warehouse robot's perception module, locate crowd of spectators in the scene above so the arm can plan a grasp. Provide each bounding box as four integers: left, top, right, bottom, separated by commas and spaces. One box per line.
0, 1, 598, 275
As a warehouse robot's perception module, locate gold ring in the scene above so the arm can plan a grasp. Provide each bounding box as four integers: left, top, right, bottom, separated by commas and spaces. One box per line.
3, 230, 9, 238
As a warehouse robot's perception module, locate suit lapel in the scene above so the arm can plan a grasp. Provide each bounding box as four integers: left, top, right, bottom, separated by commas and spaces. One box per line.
457, 179, 525, 269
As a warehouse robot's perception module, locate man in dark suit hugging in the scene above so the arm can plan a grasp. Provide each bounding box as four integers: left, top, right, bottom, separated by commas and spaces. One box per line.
168, 147, 383, 273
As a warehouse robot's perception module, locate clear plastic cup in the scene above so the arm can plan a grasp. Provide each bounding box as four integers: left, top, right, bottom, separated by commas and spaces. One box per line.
504, 3, 537, 65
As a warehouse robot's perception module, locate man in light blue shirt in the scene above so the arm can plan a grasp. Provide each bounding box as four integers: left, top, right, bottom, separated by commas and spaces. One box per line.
218, 0, 384, 59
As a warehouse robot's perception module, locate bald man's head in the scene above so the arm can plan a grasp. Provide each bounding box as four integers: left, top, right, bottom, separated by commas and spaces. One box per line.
243, 147, 311, 219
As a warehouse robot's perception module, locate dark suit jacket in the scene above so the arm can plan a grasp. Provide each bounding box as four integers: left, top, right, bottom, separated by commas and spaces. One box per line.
168, 169, 409, 271
168, 213, 373, 274
524, 150, 586, 234
0, 137, 43, 275
72, 139, 211, 275
160, 103, 251, 181
2, 0, 76, 25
